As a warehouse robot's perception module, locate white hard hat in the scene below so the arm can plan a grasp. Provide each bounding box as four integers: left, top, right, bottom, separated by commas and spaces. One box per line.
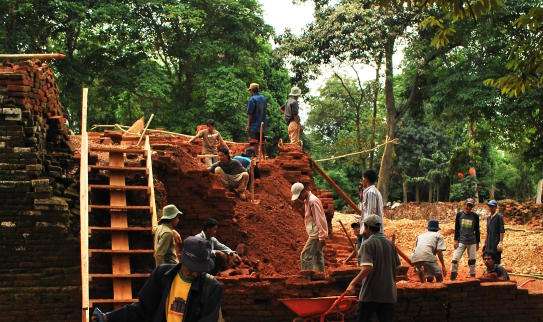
291, 182, 305, 201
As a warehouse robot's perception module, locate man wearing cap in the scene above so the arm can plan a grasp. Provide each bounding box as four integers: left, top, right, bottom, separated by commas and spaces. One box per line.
209, 146, 249, 201
195, 218, 241, 274
188, 119, 227, 167
450, 198, 480, 280
411, 220, 447, 282
346, 215, 401, 322
484, 200, 505, 264
291, 182, 328, 272
247, 83, 268, 141
154, 204, 183, 266
284, 86, 302, 146
92, 236, 223, 322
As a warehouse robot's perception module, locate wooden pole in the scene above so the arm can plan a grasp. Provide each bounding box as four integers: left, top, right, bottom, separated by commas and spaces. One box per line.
309, 158, 362, 215
0, 53, 66, 60
136, 114, 155, 146
145, 136, 158, 228
80, 88, 89, 322
338, 220, 356, 251
258, 122, 264, 160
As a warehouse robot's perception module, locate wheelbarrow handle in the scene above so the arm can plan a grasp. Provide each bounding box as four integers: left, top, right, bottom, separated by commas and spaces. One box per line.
319, 291, 348, 322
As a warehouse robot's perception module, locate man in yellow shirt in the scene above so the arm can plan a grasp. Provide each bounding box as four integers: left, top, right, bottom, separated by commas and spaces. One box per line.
93, 236, 222, 322
154, 204, 182, 266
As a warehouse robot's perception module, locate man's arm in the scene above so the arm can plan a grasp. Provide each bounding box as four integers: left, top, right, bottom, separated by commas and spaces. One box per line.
154, 232, 173, 266
211, 237, 234, 254
188, 130, 203, 144
346, 265, 373, 294
208, 161, 220, 173
197, 280, 223, 322
498, 215, 505, 249
436, 250, 447, 276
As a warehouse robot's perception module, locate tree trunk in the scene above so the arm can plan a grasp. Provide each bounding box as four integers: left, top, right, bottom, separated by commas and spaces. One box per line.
369, 57, 382, 169
377, 37, 397, 204
429, 183, 433, 202
436, 182, 440, 202
402, 178, 408, 203
490, 184, 496, 200
415, 184, 420, 202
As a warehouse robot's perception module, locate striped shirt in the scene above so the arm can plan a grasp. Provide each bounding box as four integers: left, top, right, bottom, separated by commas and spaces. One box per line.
304, 192, 329, 240
360, 185, 384, 233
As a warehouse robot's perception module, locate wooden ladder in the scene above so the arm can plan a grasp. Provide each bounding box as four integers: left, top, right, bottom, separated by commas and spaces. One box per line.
80, 105, 157, 320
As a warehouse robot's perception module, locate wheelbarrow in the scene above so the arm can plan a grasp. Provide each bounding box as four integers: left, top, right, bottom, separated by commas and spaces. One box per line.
279, 292, 358, 322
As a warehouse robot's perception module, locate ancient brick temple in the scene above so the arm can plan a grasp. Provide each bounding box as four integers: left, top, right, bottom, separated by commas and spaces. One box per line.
1, 60, 543, 322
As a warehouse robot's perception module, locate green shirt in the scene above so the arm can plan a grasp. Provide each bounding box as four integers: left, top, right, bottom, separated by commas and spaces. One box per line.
154, 223, 178, 266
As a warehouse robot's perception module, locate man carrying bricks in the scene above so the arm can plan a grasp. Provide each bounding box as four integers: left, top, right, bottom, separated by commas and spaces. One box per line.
450, 198, 480, 280
93, 236, 222, 322
411, 219, 447, 282
480, 251, 509, 281
346, 215, 401, 322
154, 204, 183, 266
209, 146, 249, 201
483, 200, 505, 264
291, 182, 328, 272
188, 119, 226, 167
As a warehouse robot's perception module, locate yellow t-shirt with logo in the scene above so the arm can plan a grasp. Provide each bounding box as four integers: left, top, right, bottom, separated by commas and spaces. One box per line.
166, 273, 192, 322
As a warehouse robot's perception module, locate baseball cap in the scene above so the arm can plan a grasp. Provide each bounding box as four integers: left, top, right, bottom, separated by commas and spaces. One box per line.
362, 214, 382, 228
291, 182, 304, 201
466, 198, 476, 205
181, 236, 214, 273
487, 200, 498, 207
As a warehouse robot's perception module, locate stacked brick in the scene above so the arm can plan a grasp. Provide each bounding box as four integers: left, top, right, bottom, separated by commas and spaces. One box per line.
0, 61, 80, 322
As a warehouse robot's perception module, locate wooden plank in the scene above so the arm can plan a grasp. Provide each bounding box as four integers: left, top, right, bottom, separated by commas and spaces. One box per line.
89, 165, 147, 174
89, 146, 144, 154
89, 249, 154, 255
0, 53, 66, 60
80, 87, 90, 322
89, 205, 151, 211
90, 273, 150, 279
89, 226, 152, 233
145, 136, 158, 228
89, 184, 149, 192
108, 151, 132, 304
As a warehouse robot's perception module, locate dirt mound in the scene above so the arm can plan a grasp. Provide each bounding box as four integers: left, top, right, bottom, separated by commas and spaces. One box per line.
499, 199, 543, 228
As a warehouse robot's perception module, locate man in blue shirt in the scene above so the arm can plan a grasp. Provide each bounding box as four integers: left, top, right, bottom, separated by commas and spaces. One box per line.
247, 83, 268, 140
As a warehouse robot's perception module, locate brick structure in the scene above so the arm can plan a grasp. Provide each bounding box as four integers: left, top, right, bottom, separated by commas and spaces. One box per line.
0, 61, 80, 322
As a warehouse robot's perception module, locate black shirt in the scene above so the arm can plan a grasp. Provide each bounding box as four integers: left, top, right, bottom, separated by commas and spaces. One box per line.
454, 211, 480, 245
485, 213, 505, 252
486, 264, 509, 281
209, 159, 246, 175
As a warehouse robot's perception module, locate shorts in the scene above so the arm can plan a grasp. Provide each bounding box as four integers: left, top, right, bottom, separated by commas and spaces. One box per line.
414, 261, 443, 277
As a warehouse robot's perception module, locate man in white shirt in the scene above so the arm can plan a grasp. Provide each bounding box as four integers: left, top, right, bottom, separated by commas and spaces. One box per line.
359, 169, 384, 233
411, 219, 447, 282
291, 182, 329, 272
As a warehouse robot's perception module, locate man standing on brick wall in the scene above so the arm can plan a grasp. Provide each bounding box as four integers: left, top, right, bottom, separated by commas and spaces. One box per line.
195, 218, 241, 275
209, 147, 249, 201
346, 215, 401, 322
450, 198, 480, 280
291, 182, 328, 272
411, 219, 447, 282
283, 86, 302, 147
154, 204, 183, 266
483, 200, 505, 265
93, 236, 222, 322
188, 119, 227, 167
480, 251, 510, 281
247, 83, 267, 142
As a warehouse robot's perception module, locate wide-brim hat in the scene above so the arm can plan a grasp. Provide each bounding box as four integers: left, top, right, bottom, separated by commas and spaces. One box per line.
291, 182, 304, 201
181, 236, 215, 273
160, 204, 182, 222
289, 86, 302, 97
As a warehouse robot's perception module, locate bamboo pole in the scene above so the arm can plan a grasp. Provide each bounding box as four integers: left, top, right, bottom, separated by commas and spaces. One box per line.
80, 88, 89, 322
145, 136, 158, 228
0, 53, 66, 60
309, 158, 362, 215
136, 114, 155, 146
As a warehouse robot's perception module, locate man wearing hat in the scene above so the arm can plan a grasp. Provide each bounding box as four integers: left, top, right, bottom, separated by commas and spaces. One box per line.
410, 219, 447, 282
483, 200, 505, 264
284, 86, 302, 146
154, 204, 182, 266
450, 198, 480, 280
247, 83, 268, 141
291, 182, 328, 272
93, 236, 222, 322
345, 215, 401, 322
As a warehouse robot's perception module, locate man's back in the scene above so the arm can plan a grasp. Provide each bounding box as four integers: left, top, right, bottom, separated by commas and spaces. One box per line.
359, 233, 401, 303
411, 231, 446, 263
247, 94, 267, 132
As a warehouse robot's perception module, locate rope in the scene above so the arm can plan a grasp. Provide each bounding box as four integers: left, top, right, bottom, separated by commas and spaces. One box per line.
314, 138, 399, 162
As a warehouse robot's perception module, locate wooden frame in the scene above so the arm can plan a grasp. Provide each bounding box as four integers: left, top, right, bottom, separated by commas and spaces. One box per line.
80, 88, 89, 322
145, 136, 158, 228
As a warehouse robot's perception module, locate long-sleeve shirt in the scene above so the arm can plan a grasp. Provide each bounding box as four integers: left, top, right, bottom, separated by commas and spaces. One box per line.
454, 211, 480, 245
153, 223, 178, 266
247, 93, 268, 133
195, 231, 234, 256
284, 97, 300, 124
304, 192, 328, 240
485, 212, 505, 252
208, 159, 246, 175
359, 185, 384, 233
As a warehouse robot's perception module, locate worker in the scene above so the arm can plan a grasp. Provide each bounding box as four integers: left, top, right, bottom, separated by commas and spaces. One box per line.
410, 219, 447, 282
92, 236, 222, 322
291, 182, 328, 272
483, 200, 505, 264
359, 169, 384, 238
195, 218, 242, 275
284, 86, 302, 146
247, 83, 267, 141
232, 147, 256, 170
450, 198, 480, 280
345, 215, 401, 322
188, 119, 226, 167
342, 222, 363, 264
154, 204, 183, 266
209, 146, 249, 201
480, 251, 510, 281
